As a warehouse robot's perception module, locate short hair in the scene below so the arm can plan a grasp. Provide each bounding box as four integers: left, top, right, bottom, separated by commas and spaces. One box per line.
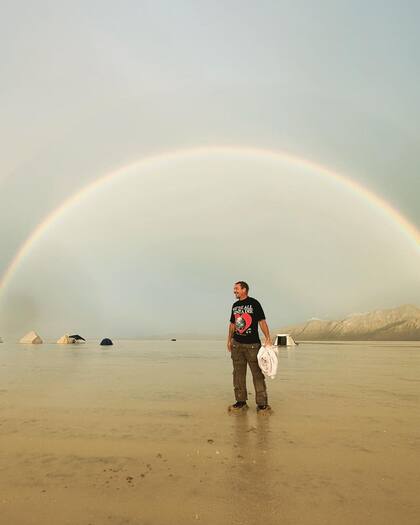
235, 281, 249, 292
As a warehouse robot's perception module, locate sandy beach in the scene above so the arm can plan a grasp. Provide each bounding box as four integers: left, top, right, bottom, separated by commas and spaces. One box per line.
0, 339, 419, 524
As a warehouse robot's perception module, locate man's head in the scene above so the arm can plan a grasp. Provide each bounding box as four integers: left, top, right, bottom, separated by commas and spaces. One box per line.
233, 281, 249, 300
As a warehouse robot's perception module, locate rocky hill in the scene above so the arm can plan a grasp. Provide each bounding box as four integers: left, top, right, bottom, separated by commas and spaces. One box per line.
281, 304, 420, 341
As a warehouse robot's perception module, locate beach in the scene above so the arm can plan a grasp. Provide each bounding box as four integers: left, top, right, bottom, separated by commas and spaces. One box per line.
0, 340, 419, 525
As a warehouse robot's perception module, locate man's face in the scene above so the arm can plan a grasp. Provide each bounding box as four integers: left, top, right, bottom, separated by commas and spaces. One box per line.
233, 283, 247, 299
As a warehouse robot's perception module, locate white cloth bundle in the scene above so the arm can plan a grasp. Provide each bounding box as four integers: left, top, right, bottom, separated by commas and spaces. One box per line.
257, 345, 279, 379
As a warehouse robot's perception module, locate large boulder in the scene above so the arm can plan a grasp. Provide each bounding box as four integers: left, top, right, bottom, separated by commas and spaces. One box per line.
20, 331, 43, 344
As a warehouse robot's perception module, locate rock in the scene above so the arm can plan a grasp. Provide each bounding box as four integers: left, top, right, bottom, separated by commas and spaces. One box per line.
281, 304, 420, 341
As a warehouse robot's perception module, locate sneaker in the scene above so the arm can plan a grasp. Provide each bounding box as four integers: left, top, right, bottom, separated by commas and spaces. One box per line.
257, 404, 272, 413
228, 401, 248, 412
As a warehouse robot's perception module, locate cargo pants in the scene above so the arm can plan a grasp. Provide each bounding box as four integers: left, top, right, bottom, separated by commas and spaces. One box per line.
231, 340, 268, 406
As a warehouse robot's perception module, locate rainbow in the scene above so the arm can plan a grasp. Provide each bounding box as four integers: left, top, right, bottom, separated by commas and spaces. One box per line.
0, 146, 419, 295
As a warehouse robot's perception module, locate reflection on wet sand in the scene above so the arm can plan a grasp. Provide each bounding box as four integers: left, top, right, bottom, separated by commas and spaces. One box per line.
226, 410, 274, 523
0, 339, 419, 524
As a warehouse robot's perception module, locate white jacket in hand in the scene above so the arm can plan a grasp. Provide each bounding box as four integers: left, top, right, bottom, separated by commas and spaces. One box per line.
257, 345, 279, 379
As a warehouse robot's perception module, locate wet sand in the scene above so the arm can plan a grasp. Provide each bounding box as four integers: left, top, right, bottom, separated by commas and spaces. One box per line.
0, 340, 419, 524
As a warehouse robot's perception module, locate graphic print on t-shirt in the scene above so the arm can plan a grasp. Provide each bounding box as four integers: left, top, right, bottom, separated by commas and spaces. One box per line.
234, 312, 252, 334
232, 304, 254, 336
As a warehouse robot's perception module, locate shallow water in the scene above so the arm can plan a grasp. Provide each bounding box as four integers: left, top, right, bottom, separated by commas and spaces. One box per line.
0, 340, 419, 524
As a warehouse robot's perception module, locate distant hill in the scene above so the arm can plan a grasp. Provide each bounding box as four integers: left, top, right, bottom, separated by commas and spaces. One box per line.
281, 305, 420, 341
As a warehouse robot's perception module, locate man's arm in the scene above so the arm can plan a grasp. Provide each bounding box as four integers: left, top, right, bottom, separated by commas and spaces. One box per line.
227, 323, 235, 352
259, 319, 271, 346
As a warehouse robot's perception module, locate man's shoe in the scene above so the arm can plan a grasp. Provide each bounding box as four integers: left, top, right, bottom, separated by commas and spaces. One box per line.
257, 404, 272, 413
228, 401, 248, 412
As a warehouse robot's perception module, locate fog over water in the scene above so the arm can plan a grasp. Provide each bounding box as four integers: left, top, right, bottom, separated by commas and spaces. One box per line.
0, 152, 419, 338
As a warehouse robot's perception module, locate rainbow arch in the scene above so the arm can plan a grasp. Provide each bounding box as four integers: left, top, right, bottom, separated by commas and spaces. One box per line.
0, 146, 419, 295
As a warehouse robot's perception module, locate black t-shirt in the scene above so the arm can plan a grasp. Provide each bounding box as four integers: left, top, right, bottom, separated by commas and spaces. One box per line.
230, 296, 266, 344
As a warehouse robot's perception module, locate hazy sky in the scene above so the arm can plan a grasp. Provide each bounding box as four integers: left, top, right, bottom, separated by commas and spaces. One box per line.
1, 1, 419, 337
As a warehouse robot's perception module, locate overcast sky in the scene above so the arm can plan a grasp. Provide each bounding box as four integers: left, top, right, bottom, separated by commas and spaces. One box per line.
1, 1, 419, 337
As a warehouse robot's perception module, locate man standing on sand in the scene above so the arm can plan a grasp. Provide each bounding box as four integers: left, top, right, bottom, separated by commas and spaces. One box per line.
227, 281, 272, 413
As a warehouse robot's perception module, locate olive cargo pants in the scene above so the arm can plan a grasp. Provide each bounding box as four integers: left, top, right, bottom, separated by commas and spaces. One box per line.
231, 340, 268, 406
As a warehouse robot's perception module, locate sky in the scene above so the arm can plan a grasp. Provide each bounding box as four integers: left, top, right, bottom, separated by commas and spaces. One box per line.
0, 1, 419, 338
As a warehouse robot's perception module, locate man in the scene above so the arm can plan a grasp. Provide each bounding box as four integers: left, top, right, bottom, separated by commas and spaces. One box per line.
227, 281, 272, 413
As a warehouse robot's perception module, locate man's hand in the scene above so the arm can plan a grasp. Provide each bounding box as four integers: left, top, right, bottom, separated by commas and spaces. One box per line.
227, 340, 233, 353
263, 337, 272, 347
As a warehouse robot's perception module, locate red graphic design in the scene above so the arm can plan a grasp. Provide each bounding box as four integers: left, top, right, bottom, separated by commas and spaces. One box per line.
234, 313, 252, 334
